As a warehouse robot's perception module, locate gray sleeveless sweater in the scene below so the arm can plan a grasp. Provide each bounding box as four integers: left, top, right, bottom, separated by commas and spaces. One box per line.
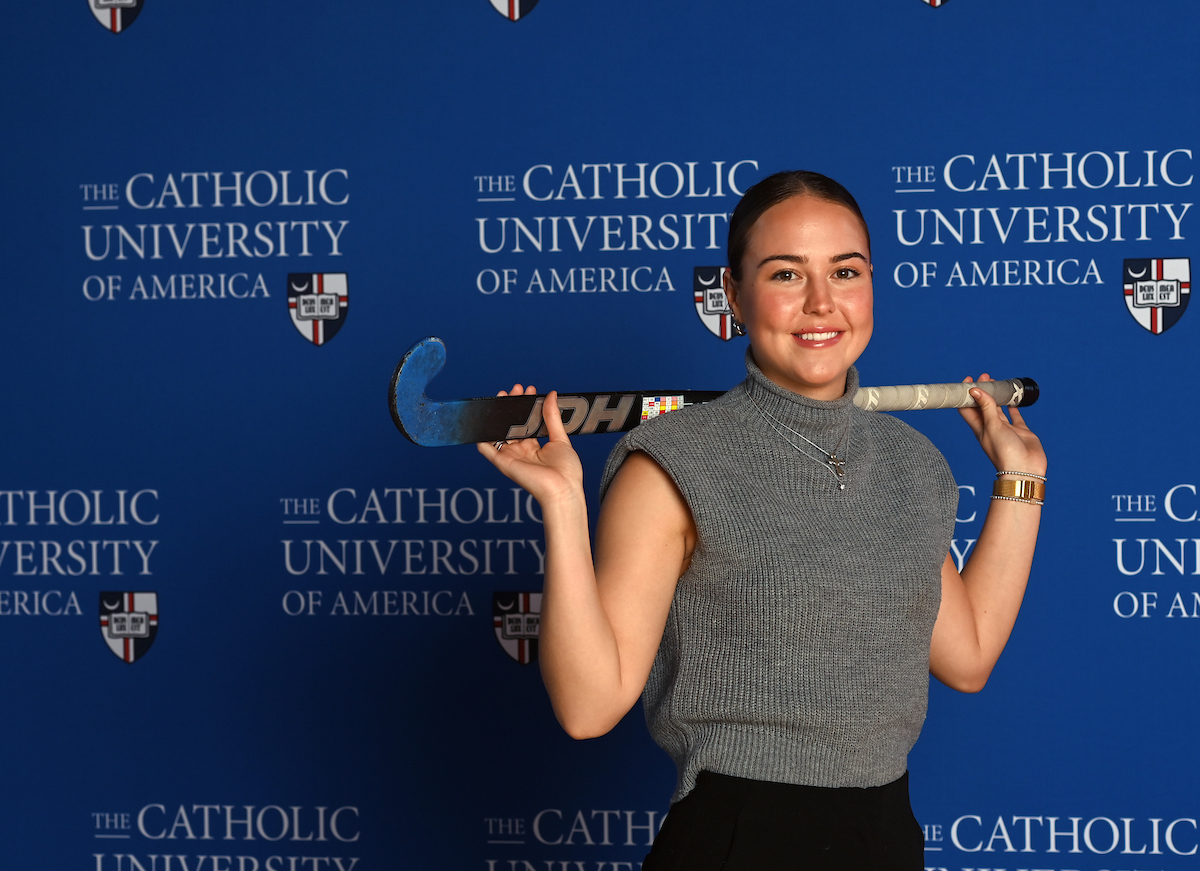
600, 356, 957, 801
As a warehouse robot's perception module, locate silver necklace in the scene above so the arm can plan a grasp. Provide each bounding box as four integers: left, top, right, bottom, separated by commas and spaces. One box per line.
750, 394, 850, 490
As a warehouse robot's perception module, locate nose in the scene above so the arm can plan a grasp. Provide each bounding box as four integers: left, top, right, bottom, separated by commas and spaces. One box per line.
802, 278, 836, 315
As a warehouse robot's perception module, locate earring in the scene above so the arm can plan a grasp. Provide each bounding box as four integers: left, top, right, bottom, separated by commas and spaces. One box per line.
732, 319, 747, 337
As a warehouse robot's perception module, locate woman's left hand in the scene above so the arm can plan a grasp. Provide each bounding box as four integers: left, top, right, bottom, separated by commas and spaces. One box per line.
958, 374, 1047, 476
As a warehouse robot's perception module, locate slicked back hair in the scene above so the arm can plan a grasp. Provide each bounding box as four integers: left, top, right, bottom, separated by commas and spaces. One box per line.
726, 170, 870, 281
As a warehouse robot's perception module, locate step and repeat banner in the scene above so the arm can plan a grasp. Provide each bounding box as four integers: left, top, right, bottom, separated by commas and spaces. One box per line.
2, 1, 1198, 869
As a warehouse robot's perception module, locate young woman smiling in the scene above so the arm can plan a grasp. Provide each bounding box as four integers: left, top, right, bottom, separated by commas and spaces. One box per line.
479, 171, 1046, 870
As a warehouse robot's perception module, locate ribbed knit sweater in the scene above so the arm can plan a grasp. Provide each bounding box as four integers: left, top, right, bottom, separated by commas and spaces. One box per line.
600, 355, 957, 801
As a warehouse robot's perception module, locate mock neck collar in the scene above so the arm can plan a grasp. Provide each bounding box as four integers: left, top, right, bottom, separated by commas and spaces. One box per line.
744, 350, 859, 439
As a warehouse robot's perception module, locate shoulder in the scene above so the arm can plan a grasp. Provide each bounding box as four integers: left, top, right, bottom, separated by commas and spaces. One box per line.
599, 387, 747, 500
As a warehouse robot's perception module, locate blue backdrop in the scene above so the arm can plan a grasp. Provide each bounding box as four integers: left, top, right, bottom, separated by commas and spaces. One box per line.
3, 2, 1198, 868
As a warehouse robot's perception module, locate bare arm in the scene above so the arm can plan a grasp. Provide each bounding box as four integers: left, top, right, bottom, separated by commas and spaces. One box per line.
929, 375, 1046, 692
478, 387, 693, 737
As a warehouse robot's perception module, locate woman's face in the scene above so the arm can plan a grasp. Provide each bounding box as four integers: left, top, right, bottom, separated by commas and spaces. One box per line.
723, 195, 873, 401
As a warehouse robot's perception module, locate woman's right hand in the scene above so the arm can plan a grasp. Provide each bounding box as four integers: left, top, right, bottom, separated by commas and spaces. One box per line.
478, 385, 691, 739
476, 385, 584, 506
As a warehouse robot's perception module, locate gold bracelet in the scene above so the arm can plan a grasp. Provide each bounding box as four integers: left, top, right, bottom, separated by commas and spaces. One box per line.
992, 479, 1045, 503
991, 495, 1044, 506
995, 470, 1046, 482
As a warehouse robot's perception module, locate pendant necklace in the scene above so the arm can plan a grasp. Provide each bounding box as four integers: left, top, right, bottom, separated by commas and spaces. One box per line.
750, 394, 850, 490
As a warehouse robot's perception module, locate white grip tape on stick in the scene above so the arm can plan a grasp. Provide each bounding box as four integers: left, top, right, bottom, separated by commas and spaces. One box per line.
854, 379, 1026, 412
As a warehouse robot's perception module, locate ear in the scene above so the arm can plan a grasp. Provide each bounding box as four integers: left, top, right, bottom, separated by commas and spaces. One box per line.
722, 267, 742, 321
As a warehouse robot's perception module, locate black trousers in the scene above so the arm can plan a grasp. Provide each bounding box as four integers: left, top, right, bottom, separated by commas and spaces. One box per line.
642, 771, 924, 871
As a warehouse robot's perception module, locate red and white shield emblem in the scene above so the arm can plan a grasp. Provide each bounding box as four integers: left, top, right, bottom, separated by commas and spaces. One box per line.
693, 267, 735, 341
1123, 258, 1191, 335
88, 0, 145, 33
920, 0, 949, 7
288, 273, 349, 346
489, 0, 540, 21
100, 592, 159, 663
493, 592, 541, 665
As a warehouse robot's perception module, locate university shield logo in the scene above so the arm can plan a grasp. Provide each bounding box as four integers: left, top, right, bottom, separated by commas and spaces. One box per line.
99, 592, 158, 663
1123, 258, 1190, 335
489, 0, 539, 20
89, 0, 144, 33
920, 0, 949, 6
288, 273, 348, 346
694, 267, 735, 340
493, 592, 541, 665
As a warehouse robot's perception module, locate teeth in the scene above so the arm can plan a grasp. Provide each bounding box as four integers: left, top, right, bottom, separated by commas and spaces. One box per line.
799, 331, 838, 341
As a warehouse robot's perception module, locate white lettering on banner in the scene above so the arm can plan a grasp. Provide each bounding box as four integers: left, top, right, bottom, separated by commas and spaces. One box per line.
510, 161, 756, 202
484, 817, 526, 841
78, 171, 349, 300
948, 813, 1198, 856
937, 150, 1193, 193
890, 149, 1193, 292
0, 490, 158, 526
82, 221, 348, 260
281, 589, 476, 616
1164, 484, 1197, 522
84, 273, 272, 301
1113, 589, 1200, 619
949, 539, 976, 572
0, 590, 82, 615
1108, 484, 1200, 619
326, 590, 474, 616
0, 540, 157, 576
319, 487, 540, 526
81, 183, 121, 204
893, 203, 1191, 246
135, 804, 359, 842
474, 158, 758, 301
477, 266, 677, 295
123, 170, 349, 209
1112, 538, 1200, 575
530, 809, 665, 847
476, 214, 727, 255
1113, 493, 1158, 517
956, 485, 978, 524
280, 539, 544, 577
892, 259, 1103, 288
93, 856, 360, 870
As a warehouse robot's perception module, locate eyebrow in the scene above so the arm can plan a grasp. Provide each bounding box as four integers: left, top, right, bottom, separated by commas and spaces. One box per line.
756, 251, 869, 269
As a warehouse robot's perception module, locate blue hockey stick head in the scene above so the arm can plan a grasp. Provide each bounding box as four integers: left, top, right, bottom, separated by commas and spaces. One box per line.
389, 336, 451, 446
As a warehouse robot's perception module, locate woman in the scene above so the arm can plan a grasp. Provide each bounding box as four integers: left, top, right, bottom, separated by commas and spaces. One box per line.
478, 171, 1045, 870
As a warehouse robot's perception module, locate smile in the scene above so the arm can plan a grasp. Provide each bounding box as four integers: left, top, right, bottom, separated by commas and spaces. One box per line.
796, 331, 840, 341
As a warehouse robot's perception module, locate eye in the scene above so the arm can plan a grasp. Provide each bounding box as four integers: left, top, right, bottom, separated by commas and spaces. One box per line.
770, 268, 798, 282
833, 266, 861, 280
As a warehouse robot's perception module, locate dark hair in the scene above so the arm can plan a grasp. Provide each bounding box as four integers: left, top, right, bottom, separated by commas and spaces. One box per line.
726, 170, 870, 281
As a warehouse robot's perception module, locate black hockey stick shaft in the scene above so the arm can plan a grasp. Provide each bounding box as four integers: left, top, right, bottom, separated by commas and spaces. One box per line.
389, 337, 1038, 447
